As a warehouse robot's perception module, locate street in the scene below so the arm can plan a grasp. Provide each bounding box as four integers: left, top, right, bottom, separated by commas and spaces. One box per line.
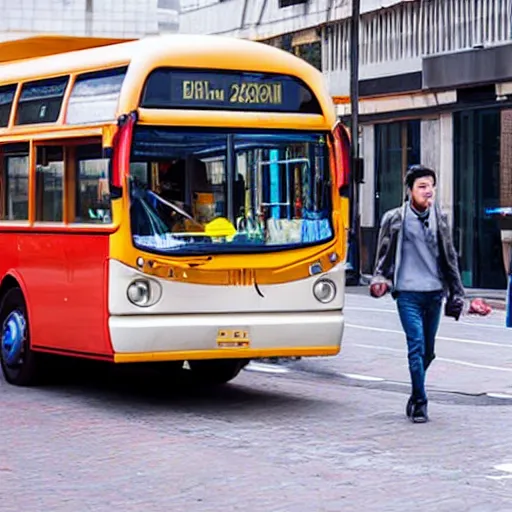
1, 289, 512, 512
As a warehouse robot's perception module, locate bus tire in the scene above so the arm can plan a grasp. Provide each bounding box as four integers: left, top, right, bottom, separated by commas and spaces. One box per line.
0, 288, 40, 386
187, 359, 247, 385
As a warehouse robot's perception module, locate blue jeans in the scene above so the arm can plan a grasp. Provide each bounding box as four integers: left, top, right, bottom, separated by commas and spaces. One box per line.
396, 291, 443, 403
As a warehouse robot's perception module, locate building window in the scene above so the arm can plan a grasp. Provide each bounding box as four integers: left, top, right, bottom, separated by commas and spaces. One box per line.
263, 30, 322, 71
294, 41, 322, 71
279, 0, 308, 7
374, 120, 420, 224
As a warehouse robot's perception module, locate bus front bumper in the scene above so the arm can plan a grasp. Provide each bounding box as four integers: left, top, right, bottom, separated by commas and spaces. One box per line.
109, 310, 343, 363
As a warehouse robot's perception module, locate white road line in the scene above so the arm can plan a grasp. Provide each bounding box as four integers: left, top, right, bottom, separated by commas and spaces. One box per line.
346, 323, 512, 349
435, 357, 512, 373
486, 464, 512, 480
347, 307, 506, 329
341, 373, 385, 382
346, 307, 395, 314
353, 343, 512, 373
458, 321, 507, 330
353, 343, 403, 353
244, 362, 290, 374
495, 464, 512, 472
486, 393, 512, 400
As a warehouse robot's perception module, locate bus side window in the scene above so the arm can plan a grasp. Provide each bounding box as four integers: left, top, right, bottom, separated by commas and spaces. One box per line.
74, 144, 111, 224
0, 143, 30, 221
36, 145, 64, 222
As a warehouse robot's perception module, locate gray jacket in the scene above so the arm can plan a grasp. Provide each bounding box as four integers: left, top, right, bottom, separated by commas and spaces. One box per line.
371, 202, 465, 299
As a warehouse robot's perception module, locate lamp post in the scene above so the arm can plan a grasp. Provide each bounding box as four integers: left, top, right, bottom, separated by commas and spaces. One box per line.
347, 0, 361, 285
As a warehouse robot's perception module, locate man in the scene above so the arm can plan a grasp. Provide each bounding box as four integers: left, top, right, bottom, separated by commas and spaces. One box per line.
370, 165, 464, 423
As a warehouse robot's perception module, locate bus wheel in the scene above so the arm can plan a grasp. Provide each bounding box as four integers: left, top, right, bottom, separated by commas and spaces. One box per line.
0, 288, 39, 386
187, 359, 247, 385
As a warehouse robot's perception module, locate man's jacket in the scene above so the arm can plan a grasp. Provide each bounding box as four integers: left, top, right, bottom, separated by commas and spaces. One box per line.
371, 202, 465, 299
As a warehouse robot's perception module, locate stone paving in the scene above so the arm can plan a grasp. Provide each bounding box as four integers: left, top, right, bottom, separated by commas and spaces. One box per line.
1, 360, 511, 512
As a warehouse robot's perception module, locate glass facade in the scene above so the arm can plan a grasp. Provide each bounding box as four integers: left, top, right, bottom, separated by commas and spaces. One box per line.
454, 109, 512, 289
374, 120, 421, 225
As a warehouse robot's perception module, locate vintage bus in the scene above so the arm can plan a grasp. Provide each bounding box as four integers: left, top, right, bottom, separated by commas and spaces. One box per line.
0, 34, 351, 386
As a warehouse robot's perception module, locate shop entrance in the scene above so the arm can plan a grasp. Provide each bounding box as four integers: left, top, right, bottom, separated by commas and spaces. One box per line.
453, 109, 509, 289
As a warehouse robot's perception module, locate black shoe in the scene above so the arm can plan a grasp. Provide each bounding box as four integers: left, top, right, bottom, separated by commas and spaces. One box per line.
406, 396, 414, 418
411, 402, 429, 423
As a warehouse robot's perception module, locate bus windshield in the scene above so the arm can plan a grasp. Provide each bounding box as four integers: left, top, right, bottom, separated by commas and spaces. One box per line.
129, 127, 333, 255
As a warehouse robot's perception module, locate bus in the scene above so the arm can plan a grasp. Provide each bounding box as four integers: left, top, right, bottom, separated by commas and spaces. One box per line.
0, 34, 351, 386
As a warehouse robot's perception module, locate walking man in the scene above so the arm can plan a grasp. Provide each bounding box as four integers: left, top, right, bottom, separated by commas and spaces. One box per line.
370, 165, 465, 423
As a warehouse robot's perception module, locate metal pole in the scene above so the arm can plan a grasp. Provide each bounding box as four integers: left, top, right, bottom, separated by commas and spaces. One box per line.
348, 0, 361, 284
507, 250, 512, 328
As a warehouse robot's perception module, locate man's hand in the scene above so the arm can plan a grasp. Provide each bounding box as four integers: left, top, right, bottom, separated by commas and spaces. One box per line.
370, 282, 388, 298
445, 295, 464, 321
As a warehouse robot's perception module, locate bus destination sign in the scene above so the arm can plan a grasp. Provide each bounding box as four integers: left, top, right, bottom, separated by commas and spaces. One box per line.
182, 79, 282, 106
141, 69, 321, 114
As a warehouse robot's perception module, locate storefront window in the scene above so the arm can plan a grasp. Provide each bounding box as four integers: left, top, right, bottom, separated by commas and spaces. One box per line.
374, 120, 420, 224
454, 109, 511, 289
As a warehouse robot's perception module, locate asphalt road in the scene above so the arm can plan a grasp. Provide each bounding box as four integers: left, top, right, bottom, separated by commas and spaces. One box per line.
1, 289, 511, 511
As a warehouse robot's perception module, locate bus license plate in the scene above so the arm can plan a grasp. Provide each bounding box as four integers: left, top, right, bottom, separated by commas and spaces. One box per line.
216, 329, 250, 348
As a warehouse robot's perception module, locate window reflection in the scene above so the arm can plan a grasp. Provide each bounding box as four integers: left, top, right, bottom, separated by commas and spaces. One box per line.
75, 145, 110, 224
36, 146, 63, 222
6, 155, 29, 221
129, 128, 333, 254
67, 68, 126, 125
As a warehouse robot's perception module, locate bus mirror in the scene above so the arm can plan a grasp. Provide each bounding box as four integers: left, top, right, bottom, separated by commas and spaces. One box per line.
333, 123, 350, 192
110, 112, 137, 197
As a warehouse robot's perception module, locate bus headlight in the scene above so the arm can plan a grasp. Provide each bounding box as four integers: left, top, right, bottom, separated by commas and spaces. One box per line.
127, 279, 161, 307
313, 279, 336, 303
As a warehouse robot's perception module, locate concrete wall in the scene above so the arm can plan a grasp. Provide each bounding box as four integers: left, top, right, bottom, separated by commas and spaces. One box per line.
360, 124, 375, 228
179, 0, 411, 39
420, 116, 453, 221
0, 0, 178, 40
438, 114, 454, 223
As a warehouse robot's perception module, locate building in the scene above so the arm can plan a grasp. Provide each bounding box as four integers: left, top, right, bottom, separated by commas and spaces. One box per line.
180, 0, 512, 289
0, 0, 180, 41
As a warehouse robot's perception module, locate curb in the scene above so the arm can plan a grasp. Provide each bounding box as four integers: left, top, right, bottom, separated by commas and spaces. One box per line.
352, 279, 508, 312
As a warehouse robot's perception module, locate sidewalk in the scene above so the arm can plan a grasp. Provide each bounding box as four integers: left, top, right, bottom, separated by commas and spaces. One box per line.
352, 278, 508, 311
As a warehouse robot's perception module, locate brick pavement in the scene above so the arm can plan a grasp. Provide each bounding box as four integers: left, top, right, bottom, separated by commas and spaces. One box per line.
1, 363, 511, 512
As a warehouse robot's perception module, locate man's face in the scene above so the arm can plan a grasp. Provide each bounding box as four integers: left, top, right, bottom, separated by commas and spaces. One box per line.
411, 176, 435, 210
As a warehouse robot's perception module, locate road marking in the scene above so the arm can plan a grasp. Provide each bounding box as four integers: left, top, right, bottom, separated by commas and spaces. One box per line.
436, 357, 512, 373
486, 393, 512, 400
346, 323, 512, 349
244, 362, 290, 374
341, 373, 385, 382
486, 464, 512, 480
353, 343, 512, 373
348, 307, 396, 313
347, 307, 506, 329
